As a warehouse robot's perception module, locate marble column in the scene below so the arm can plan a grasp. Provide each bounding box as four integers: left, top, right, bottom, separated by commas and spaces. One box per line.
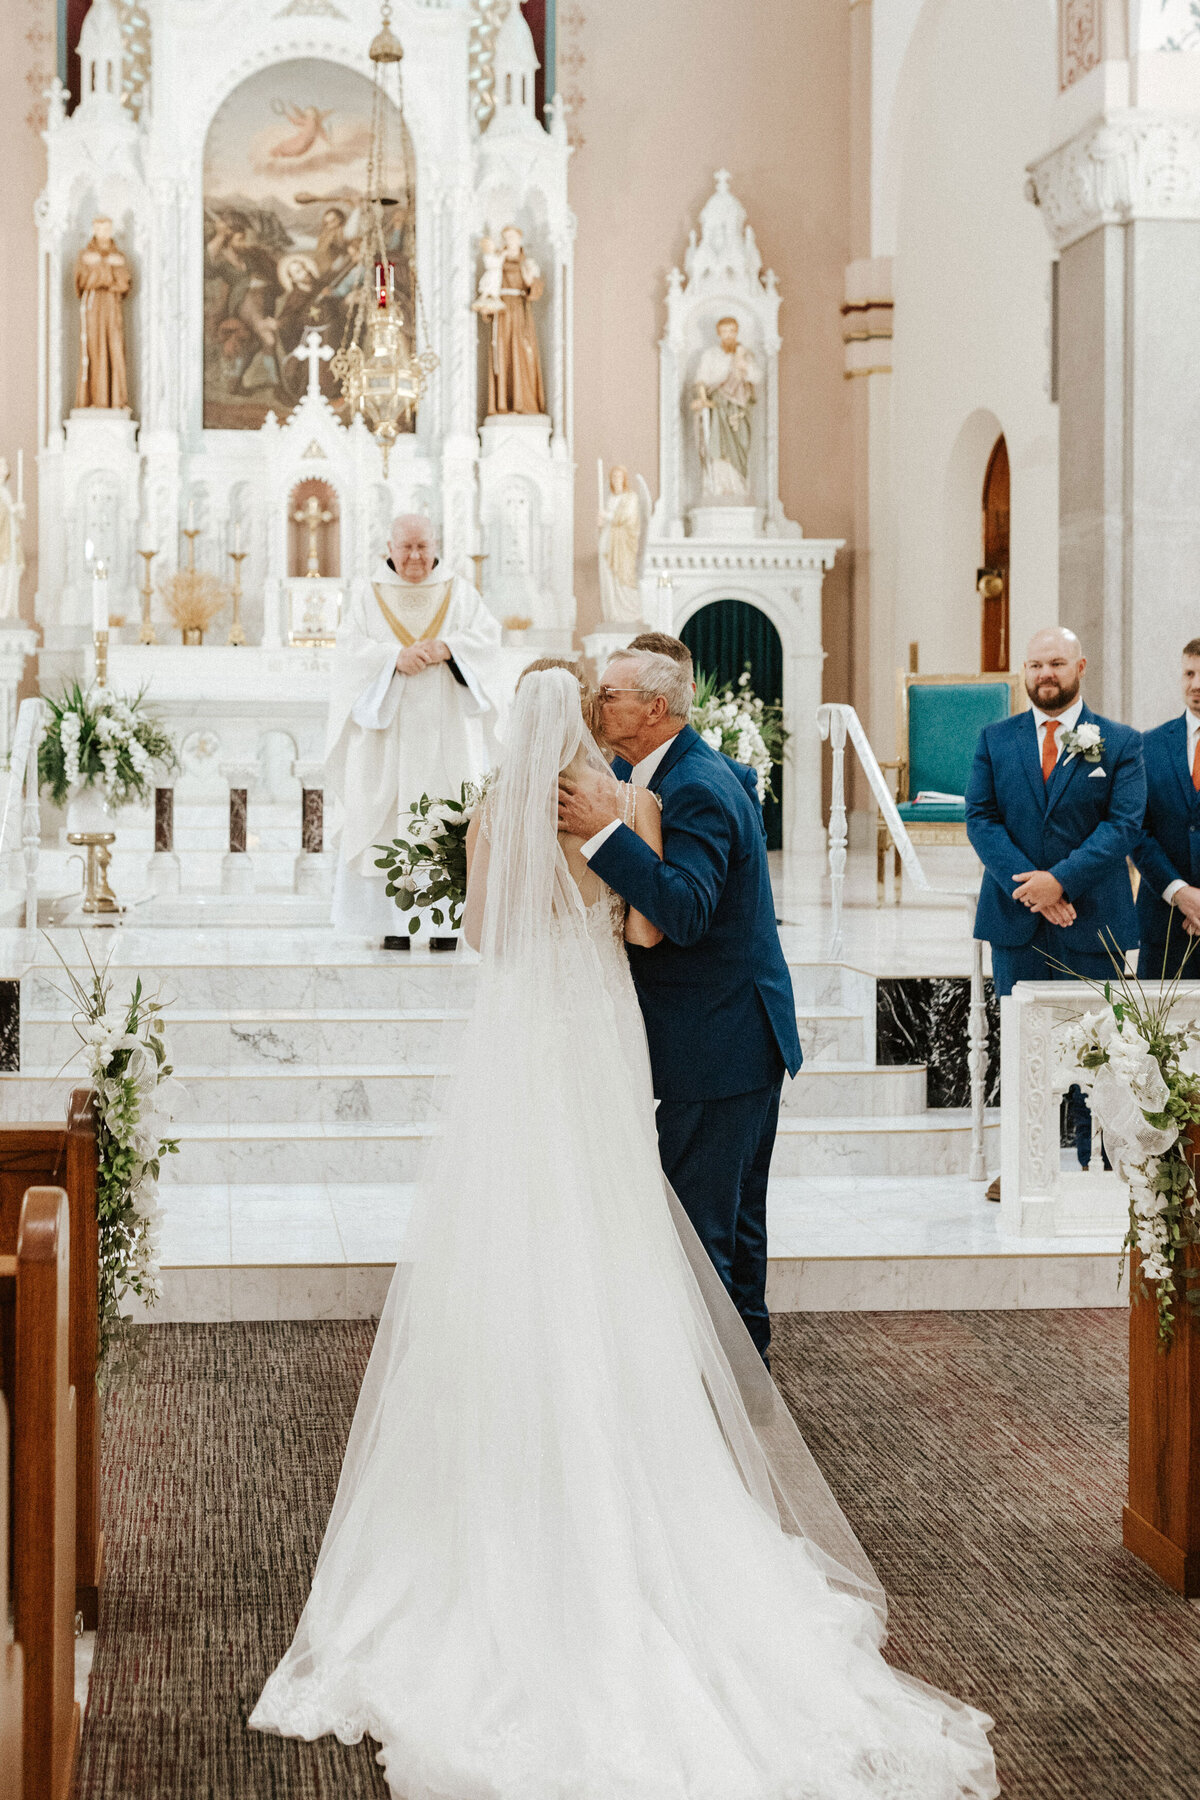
291, 757, 333, 899
146, 778, 181, 896
1028, 111, 1200, 722
218, 760, 258, 896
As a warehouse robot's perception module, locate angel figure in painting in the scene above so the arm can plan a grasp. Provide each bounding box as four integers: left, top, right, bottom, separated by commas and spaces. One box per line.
74, 216, 132, 412
485, 225, 546, 416
597, 463, 651, 626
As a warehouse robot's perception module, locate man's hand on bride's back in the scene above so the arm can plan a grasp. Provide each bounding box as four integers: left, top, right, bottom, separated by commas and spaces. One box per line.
558, 767, 623, 837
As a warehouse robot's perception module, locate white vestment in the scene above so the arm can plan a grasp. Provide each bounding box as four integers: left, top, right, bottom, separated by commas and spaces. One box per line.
327, 564, 504, 935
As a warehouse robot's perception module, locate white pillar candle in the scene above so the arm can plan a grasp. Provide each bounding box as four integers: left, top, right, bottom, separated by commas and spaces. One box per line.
91, 564, 109, 635
187, 498, 196, 532
233, 518, 242, 554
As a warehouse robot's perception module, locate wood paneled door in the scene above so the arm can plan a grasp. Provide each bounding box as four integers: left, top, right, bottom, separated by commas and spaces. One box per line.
980, 435, 1010, 671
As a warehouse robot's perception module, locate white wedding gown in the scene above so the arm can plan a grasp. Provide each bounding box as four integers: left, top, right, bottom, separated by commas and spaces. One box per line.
250, 670, 998, 1800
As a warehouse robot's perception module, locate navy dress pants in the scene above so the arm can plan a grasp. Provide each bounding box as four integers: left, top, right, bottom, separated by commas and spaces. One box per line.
991, 926, 1116, 1168
654, 1074, 784, 1362
1139, 934, 1199, 983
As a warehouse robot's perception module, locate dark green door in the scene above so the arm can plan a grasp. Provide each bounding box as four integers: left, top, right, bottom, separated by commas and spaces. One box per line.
681, 599, 784, 850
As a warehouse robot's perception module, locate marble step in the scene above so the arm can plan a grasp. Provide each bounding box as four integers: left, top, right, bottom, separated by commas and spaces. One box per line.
158, 1107, 999, 1185
3, 1060, 928, 1126
22, 954, 866, 1015
20, 1002, 867, 1070
131, 1171, 1120, 1325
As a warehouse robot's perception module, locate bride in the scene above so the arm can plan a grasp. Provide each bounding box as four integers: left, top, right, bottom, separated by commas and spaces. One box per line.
251, 666, 998, 1800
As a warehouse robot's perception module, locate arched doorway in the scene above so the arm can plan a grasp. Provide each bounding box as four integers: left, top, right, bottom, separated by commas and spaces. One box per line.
980, 435, 1010, 670
681, 599, 784, 849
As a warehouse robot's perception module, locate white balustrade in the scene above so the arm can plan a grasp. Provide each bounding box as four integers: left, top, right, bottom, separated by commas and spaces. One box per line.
0, 697, 46, 957
817, 701, 988, 1182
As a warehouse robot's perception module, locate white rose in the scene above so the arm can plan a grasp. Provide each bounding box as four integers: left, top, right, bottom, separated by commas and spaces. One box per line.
1073, 722, 1102, 750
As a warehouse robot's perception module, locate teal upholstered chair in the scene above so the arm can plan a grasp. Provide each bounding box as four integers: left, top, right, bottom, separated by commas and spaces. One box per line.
878, 670, 1023, 902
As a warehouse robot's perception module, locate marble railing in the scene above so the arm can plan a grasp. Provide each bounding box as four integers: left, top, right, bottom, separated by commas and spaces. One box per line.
998, 980, 1200, 1240
817, 702, 988, 1182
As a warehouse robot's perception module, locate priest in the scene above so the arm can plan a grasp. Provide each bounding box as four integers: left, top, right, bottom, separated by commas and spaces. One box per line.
327, 513, 504, 946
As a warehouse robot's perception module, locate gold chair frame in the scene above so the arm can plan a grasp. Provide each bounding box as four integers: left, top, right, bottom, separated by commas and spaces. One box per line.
877, 669, 1025, 903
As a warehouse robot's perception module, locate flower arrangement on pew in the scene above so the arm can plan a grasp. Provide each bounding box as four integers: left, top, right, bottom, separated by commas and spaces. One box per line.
38, 678, 177, 809
49, 937, 179, 1368
375, 774, 492, 937
1054, 945, 1200, 1347
691, 666, 787, 801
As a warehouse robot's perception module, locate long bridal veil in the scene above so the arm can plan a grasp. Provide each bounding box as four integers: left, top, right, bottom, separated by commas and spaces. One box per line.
252, 668, 997, 1800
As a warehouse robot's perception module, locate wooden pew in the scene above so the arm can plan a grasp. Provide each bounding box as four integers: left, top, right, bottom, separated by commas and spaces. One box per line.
0, 1187, 79, 1800
0, 1395, 24, 1800
0, 1090, 104, 1625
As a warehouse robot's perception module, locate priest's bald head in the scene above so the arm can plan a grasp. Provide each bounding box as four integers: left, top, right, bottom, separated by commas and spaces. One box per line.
388, 514, 437, 584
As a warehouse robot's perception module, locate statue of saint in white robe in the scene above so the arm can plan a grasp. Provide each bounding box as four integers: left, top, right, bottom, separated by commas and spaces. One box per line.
327, 562, 504, 935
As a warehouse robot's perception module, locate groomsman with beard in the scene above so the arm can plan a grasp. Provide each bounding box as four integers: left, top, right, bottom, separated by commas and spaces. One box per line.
965, 626, 1146, 1191
1131, 638, 1200, 980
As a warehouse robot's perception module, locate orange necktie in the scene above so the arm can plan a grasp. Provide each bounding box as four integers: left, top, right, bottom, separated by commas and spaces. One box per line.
1192, 732, 1200, 792
1041, 719, 1060, 783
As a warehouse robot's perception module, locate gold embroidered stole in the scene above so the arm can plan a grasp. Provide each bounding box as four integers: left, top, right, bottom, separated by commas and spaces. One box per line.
372, 580, 452, 647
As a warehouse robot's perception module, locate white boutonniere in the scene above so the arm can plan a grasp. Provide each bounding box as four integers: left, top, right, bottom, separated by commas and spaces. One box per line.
1061, 721, 1104, 765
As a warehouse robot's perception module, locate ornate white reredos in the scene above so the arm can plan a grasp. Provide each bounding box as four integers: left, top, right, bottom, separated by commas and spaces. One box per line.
651, 170, 793, 544
1027, 110, 1200, 250
35, 0, 576, 664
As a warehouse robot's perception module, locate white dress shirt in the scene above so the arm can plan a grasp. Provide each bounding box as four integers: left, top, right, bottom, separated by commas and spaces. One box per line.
579, 737, 676, 860
1163, 709, 1200, 904
1030, 695, 1083, 771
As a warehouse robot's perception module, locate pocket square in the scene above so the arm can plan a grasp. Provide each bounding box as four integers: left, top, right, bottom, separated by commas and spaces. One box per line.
1088, 767, 1106, 778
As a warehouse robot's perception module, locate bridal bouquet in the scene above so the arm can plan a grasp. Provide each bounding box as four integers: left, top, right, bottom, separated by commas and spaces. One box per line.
376, 774, 492, 936
48, 937, 179, 1367
1054, 956, 1200, 1347
691, 667, 787, 801
39, 678, 177, 810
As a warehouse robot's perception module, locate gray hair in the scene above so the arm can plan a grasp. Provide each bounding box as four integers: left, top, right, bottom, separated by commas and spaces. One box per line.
608, 649, 692, 721
389, 512, 437, 543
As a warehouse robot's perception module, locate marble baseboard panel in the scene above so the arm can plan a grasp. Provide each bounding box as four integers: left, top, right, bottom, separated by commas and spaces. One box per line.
125, 1263, 395, 1324
781, 1065, 926, 1119
163, 1126, 430, 1185
766, 1252, 1126, 1311
21, 1010, 466, 1068
794, 1011, 866, 1064
22, 960, 472, 1016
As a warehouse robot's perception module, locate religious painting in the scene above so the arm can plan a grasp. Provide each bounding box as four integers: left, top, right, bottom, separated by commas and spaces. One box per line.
203, 57, 415, 430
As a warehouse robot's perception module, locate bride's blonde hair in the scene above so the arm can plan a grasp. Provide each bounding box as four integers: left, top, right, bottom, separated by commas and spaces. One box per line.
516, 656, 603, 742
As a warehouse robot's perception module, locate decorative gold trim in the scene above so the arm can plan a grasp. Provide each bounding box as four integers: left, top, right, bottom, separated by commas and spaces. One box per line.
373, 581, 452, 647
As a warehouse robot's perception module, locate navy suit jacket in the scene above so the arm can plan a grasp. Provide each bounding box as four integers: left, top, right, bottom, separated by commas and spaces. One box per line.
1132, 715, 1200, 951
965, 703, 1145, 952
611, 749, 766, 837
590, 726, 801, 1102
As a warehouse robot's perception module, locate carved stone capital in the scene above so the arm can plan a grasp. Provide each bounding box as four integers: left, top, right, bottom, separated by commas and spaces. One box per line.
1027, 110, 1200, 250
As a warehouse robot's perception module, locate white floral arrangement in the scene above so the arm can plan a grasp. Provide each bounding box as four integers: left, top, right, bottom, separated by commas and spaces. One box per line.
50, 937, 179, 1367
1060, 720, 1104, 765
375, 775, 492, 936
1054, 956, 1200, 1346
39, 678, 177, 811
691, 667, 788, 801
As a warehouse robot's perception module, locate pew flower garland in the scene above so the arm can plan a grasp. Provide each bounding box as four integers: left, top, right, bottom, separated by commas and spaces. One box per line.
375, 774, 493, 935
48, 937, 179, 1365
691, 667, 788, 802
1053, 952, 1200, 1348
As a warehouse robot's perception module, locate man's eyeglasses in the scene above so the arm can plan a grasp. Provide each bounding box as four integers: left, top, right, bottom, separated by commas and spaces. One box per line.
597, 686, 646, 704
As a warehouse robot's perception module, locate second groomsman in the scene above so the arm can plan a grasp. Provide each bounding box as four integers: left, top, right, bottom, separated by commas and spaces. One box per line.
1132, 638, 1200, 979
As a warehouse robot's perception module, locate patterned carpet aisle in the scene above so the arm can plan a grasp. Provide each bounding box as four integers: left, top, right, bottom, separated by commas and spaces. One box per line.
77, 1313, 1200, 1800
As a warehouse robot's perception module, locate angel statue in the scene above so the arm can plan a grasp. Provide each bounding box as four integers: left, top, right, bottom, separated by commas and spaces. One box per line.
597, 462, 651, 626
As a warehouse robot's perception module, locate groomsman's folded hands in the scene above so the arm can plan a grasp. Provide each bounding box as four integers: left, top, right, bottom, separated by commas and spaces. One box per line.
1011, 868, 1077, 926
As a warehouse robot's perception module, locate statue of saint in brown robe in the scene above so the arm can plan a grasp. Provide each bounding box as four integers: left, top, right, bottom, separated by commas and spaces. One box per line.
75, 216, 132, 411
486, 226, 546, 417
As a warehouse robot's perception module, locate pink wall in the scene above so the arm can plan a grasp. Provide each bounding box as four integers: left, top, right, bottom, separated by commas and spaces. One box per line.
1, 1, 54, 637
569, 0, 854, 698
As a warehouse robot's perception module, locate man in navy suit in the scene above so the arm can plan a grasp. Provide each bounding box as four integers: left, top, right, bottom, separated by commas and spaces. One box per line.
616, 632, 766, 828
965, 626, 1146, 1186
558, 649, 800, 1359
1131, 638, 1200, 980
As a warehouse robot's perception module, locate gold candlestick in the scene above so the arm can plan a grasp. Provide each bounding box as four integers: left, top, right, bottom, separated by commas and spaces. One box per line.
181, 526, 201, 572
67, 831, 120, 914
94, 630, 109, 688
227, 549, 248, 646
137, 548, 158, 644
